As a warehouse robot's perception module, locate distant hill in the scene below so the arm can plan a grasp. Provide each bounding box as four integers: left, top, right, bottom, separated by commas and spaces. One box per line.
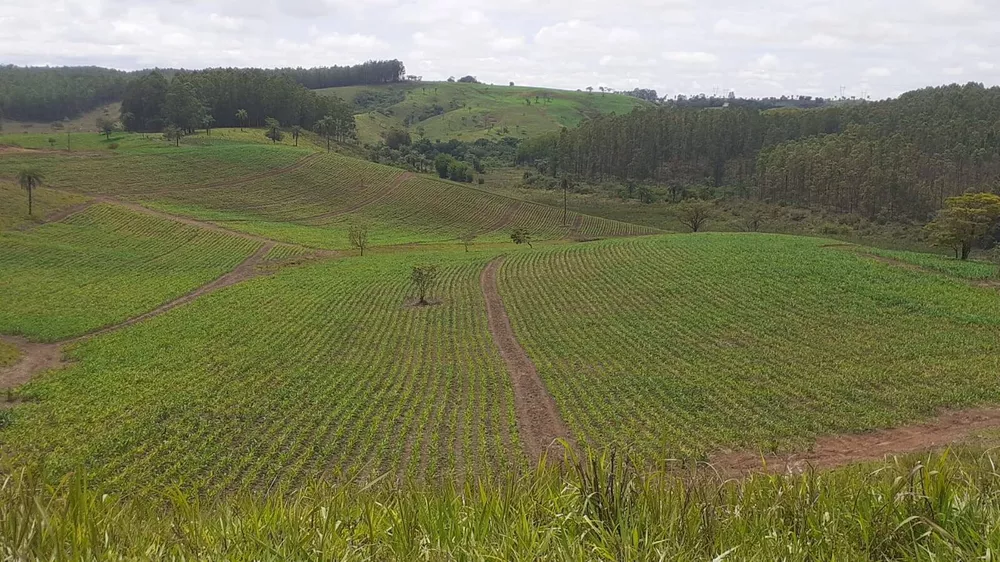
317, 81, 650, 144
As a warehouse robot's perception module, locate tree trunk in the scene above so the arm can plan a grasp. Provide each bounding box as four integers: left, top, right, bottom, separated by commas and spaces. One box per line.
962, 242, 972, 261
27, 185, 32, 216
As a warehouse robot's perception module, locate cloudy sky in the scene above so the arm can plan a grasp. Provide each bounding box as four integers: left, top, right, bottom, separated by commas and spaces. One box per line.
1, 0, 996, 99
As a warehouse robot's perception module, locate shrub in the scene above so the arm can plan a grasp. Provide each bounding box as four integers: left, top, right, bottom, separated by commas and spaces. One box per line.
107, 143, 119, 150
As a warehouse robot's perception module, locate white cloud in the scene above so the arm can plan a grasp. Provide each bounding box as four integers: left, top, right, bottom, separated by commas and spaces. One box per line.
0, 0, 998, 99
663, 51, 718, 65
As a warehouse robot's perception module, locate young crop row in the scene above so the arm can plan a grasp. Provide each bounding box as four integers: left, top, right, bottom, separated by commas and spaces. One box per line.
2, 252, 522, 495
497, 234, 1000, 460
262, 244, 313, 262
0, 204, 261, 341
863, 247, 999, 280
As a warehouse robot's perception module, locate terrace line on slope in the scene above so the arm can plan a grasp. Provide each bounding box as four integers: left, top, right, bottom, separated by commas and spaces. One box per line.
480, 257, 576, 462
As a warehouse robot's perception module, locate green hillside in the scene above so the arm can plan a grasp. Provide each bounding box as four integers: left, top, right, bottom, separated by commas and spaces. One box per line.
317, 81, 650, 143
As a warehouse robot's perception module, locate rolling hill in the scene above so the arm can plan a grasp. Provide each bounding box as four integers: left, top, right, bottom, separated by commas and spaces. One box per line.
317, 81, 650, 143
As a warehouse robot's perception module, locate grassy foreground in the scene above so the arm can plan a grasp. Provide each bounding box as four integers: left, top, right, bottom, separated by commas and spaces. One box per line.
2, 450, 1000, 560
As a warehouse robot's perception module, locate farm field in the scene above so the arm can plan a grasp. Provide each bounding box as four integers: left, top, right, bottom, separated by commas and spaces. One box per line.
0, 139, 654, 250
2, 250, 521, 494
0, 204, 261, 341
497, 234, 1000, 460
319, 81, 649, 143
863, 247, 1000, 280
0, 180, 88, 230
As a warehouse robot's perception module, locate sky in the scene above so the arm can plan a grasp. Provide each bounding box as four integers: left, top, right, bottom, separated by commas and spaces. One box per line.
1, 0, 996, 100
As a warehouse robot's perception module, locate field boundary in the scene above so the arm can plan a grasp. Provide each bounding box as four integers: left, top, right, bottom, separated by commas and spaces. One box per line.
480, 257, 576, 462
712, 407, 1000, 475
14, 200, 98, 231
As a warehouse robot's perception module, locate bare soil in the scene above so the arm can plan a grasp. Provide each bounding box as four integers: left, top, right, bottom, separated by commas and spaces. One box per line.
0, 336, 64, 391
713, 407, 1000, 475
480, 257, 576, 463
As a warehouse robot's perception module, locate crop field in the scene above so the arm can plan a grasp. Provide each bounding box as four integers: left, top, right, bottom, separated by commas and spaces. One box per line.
0, 181, 88, 230
497, 234, 1000, 459
2, 250, 521, 494
0, 204, 261, 341
863, 247, 1000, 280
319, 81, 649, 142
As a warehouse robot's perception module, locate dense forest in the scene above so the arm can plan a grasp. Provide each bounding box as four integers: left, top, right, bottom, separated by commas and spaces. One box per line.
0, 60, 404, 124
119, 69, 356, 138
0, 66, 134, 122
522, 83, 1000, 219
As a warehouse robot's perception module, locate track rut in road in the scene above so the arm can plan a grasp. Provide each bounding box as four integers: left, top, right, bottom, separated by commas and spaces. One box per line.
480, 257, 576, 463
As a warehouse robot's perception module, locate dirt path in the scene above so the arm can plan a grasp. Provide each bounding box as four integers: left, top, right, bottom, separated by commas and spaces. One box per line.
0, 336, 63, 391
0, 242, 281, 392
480, 257, 576, 463
563, 213, 584, 240
713, 407, 1000, 475
297, 172, 415, 223
15, 200, 99, 231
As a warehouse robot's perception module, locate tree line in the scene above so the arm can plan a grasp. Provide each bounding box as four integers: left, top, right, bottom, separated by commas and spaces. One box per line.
0, 61, 405, 124
520, 83, 1000, 220
119, 69, 356, 141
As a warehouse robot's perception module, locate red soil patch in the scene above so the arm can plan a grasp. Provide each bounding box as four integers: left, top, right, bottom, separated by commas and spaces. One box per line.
480, 257, 576, 463
0, 336, 64, 391
713, 408, 1000, 475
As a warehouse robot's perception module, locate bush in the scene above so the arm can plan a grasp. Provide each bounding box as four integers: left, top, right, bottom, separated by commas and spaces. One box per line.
817, 222, 851, 235
107, 143, 119, 150
477, 178, 485, 185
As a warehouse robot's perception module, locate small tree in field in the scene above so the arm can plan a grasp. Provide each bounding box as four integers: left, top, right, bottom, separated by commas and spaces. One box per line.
264, 118, 282, 143
163, 126, 182, 147
460, 231, 476, 252
96, 117, 115, 140
290, 125, 302, 147
47, 137, 56, 149
926, 192, 1000, 260
410, 264, 439, 306
676, 199, 714, 232
511, 228, 533, 248
17, 169, 43, 216
235, 109, 248, 131
348, 222, 370, 256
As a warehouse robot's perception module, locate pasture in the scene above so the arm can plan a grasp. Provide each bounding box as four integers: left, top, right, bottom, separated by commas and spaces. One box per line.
318, 81, 649, 143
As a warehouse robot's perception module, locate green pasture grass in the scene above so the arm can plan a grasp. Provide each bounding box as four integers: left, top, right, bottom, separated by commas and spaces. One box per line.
864, 247, 1000, 280
498, 233, 1000, 460
0, 204, 261, 341
1, 249, 522, 494
0, 339, 19, 368
3, 449, 1000, 560
0, 182, 88, 231
320, 81, 649, 141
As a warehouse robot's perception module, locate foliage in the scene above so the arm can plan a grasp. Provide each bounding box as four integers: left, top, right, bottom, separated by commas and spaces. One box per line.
460, 231, 476, 252
161, 126, 182, 147
498, 234, 1000, 459
675, 199, 715, 232
0, 65, 132, 122
0, 204, 260, 341
434, 154, 474, 182
264, 118, 283, 143
16, 169, 43, 216
510, 228, 532, 248
410, 264, 439, 305
551, 83, 1000, 220
925, 192, 1000, 259
348, 221, 370, 255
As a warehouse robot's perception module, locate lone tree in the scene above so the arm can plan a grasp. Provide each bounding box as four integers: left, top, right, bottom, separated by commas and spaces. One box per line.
96, 117, 115, 140
162, 125, 182, 147
17, 169, 43, 216
410, 264, 439, 306
314, 116, 336, 151
460, 231, 476, 252
511, 228, 533, 248
348, 221, 370, 256
264, 118, 283, 144
561, 178, 570, 225
235, 109, 248, 131
202, 114, 215, 135
676, 199, 715, 232
290, 125, 303, 147
926, 192, 1000, 260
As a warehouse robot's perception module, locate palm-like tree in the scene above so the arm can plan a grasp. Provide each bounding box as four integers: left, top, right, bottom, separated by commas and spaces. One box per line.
18, 169, 44, 216
235, 109, 248, 131
314, 116, 335, 152
291, 125, 302, 147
